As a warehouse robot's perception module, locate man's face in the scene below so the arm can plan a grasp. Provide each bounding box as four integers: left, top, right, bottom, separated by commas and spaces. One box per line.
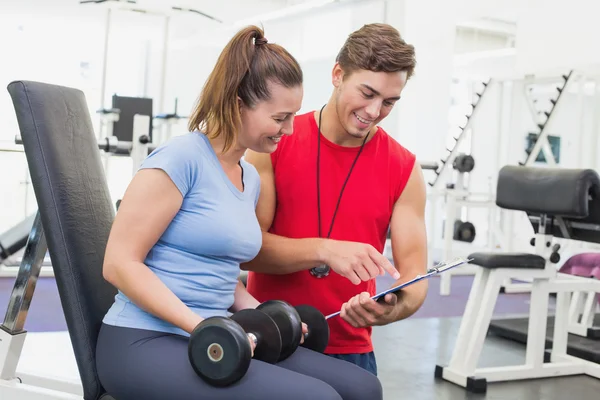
332, 64, 408, 139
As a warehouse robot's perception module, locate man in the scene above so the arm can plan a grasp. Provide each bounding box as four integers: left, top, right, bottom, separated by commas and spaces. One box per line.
242, 23, 428, 376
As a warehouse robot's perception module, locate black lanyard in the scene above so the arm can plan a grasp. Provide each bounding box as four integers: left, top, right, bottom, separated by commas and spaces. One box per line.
310, 104, 369, 278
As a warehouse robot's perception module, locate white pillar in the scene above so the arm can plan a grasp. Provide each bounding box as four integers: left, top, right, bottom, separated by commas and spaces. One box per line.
515, 0, 600, 77
381, 0, 457, 163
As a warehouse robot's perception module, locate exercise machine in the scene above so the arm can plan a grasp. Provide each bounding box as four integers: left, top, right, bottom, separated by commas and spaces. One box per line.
427, 153, 507, 295
425, 79, 509, 290
558, 253, 600, 338
436, 165, 600, 393
153, 98, 188, 145
0, 215, 34, 262
82, 0, 217, 142
498, 70, 578, 294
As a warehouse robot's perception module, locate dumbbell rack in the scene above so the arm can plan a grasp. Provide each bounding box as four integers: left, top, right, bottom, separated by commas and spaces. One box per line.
521, 70, 574, 166
429, 79, 491, 189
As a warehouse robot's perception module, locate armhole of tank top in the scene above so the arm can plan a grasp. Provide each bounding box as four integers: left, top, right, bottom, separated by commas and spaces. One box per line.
393, 147, 417, 204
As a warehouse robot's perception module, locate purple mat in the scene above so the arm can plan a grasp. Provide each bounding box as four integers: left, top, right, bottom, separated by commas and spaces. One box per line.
0, 275, 534, 332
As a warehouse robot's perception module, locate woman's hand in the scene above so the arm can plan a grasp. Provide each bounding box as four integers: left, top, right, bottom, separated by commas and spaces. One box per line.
247, 334, 257, 357
300, 322, 308, 344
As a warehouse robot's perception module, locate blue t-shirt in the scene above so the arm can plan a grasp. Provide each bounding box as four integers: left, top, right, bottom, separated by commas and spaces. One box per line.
102, 132, 262, 336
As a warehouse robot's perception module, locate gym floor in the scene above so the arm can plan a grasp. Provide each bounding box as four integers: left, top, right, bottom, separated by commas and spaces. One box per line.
1, 272, 599, 399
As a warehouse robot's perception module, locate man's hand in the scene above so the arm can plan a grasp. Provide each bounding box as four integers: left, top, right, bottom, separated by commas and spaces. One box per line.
320, 240, 400, 285
339, 291, 402, 327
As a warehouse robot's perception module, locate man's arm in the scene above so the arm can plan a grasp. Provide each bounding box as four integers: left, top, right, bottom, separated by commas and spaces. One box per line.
241, 150, 398, 283
339, 162, 428, 327
387, 161, 429, 321
241, 150, 326, 274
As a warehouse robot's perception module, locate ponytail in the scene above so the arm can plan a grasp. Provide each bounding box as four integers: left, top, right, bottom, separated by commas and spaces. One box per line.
188, 25, 303, 153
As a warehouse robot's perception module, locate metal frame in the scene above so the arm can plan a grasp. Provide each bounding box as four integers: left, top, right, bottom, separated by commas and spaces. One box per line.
436, 220, 600, 393
0, 213, 84, 399
523, 71, 575, 166
425, 185, 507, 296
566, 278, 599, 338
439, 195, 505, 296
501, 270, 599, 338
430, 80, 491, 189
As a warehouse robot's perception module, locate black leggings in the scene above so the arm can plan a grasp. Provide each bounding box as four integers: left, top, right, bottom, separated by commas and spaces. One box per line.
96, 323, 383, 400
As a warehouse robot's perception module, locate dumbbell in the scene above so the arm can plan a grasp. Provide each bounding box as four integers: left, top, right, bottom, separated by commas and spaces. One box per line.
256, 300, 330, 361
188, 308, 282, 387
452, 153, 475, 173
296, 304, 330, 354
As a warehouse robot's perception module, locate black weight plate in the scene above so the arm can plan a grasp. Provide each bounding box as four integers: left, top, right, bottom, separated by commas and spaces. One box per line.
296, 304, 329, 354
188, 316, 251, 387
231, 309, 282, 364
257, 300, 303, 361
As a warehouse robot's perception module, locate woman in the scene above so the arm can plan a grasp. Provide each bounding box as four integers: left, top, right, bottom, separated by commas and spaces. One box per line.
95, 25, 383, 400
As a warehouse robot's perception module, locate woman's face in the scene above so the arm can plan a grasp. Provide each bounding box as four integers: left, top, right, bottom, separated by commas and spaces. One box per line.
238, 81, 303, 153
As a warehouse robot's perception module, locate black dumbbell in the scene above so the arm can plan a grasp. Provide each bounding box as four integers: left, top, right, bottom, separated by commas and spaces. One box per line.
295, 304, 330, 354
188, 309, 282, 387
257, 300, 330, 361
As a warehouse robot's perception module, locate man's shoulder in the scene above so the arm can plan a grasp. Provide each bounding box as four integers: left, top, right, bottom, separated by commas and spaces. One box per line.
288, 110, 316, 140
275, 110, 315, 149
293, 110, 315, 127
374, 126, 416, 161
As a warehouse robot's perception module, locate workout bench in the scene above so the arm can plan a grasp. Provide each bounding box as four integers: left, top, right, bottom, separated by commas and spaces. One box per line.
436, 165, 600, 393
0, 81, 118, 399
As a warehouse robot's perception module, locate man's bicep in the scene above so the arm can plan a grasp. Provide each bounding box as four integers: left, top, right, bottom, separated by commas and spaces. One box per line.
389, 163, 428, 275
245, 150, 276, 231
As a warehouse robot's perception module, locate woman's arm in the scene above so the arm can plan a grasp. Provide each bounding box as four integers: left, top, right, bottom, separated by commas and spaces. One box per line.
229, 279, 261, 313
102, 168, 203, 334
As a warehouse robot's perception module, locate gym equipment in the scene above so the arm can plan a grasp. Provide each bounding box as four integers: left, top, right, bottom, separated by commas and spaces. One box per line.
109, 95, 153, 143
558, 253, 600, 338
257, 300, 330, 358
436, 165, 600, 394
154, 98, 188, 145
490, 252, 600, 355
0, 80, 126, 399
256, 300, 303, 361
419, 160, 439, 171
188, 309, 282, 387
0, 214, 35, 264
433, 151, 496, 295
295, 305, 330, 354
453, 220, 476, 243
81, 0, 214, 142
452, 154, 475, 173
429, 80, 490, 188
15, 117, 156, 178
520, 70, 574, 166
0, 215, 52, 279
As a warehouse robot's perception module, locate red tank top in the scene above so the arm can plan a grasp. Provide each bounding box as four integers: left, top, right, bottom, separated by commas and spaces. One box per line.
246, 111, 416, 354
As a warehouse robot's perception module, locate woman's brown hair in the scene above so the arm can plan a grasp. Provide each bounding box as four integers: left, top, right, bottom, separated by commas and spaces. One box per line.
188, 25, 303, 152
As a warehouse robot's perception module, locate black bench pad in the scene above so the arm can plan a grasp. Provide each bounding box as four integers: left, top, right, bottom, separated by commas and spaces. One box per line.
468, 252, 546, 269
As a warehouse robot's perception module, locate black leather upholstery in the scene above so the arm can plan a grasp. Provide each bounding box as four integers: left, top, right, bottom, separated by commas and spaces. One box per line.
7, 81, 117, 400
496, 165, 600, 218
468, 252, 546, 269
